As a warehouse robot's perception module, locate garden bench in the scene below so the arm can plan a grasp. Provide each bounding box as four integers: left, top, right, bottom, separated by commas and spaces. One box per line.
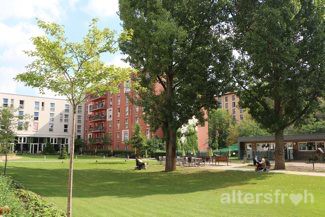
214, 156, 229, 166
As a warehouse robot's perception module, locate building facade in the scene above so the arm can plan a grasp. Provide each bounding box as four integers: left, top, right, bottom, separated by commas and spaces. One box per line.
84, 81, 154, 151
238, 134, 325, 160
0, 93, 84, 153
218, 92, 245, 123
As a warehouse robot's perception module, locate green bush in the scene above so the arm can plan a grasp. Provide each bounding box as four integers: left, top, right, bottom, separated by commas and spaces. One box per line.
58, 146, 68, 159
0, 176, 26, 216
43, 142, 56, 155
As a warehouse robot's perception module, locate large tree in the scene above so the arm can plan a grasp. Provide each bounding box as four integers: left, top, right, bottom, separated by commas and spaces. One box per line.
119, 0, 232, 171
0, 108, 16, 176
232, 0, 324, 169
16, 19, 129, 216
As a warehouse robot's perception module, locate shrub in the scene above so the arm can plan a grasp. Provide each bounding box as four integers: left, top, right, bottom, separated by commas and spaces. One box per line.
58, 146, 68, 159
43, 142, 55, 155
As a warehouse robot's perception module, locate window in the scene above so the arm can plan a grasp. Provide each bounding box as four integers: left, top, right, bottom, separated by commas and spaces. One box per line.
65, 104, 70, 113
232, 102, 236, 108
19, 100, 24, 109
60, 113, 63, 122
146, 129, 150, 139
64, 124, 68, 133
3, 98, 8, 107
50, 138, 57, 144
117, 120, 120, 130
125, 118, 128, 129
77, 105, 82, 114
125, 106, 129, 116
124, 80, 131, 93
109, 98, 113, 106
34, 101, 40, 110
117, 95, 121, 105
18, 137, 27, 143
33, 122, 38, 131
17, 121, 23, 131
316, 142, 325, 151
88, 104, 93, 114
225, 103, 228, 109
299, 142, 316, 151
50, 113, 55, 122
232, 108, 236, 115
107, 108, 113, 121
77, 115, 82, 124
77, 125, 82, 134
240, 107, 244, 113
117, 108, 120, 117
50, 103, 55, 112
18, 111, 24, 119
108, 122, 112, 128
41, 102, 45, 110
34, 112, 39, 121
49, 123, 54, 132
232, 95, 236, 101
64, 114, 69, 123
122, 130, 129, 142
135, 106, 139, 113
225, 96, 228, 102
10, 99, 14, 107
116, 132, 120, 140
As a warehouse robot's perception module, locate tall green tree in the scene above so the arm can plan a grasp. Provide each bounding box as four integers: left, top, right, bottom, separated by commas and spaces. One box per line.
0, 108, 16, 176
16, 19, 130, 216
129, 124, 146, 156
119, 0, 232, 171
238, 113, 269, 137
208, 109, 233, 149
232, 0, 324, 169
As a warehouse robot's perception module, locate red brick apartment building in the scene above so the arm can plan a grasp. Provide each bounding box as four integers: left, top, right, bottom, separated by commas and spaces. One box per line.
84, 81, 156, 151
84, 81, 209, 152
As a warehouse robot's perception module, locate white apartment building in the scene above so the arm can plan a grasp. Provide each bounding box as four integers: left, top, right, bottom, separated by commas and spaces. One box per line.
0, 93, 84, 154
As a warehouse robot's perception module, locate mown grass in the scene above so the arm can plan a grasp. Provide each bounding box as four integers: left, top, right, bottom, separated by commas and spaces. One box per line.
2, 157, 325, 217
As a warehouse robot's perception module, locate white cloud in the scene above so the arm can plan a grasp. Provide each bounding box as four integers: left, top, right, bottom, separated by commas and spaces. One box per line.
0, 0, 63, 22
107, 54, 130, 68
83, 0, 119, 17
0, 67, 19, 93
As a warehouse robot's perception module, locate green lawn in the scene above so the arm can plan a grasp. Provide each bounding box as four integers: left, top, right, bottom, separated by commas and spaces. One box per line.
2, 157, 325, 217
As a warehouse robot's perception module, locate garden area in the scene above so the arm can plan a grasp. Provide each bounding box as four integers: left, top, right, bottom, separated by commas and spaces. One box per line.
1, 156, 325, 217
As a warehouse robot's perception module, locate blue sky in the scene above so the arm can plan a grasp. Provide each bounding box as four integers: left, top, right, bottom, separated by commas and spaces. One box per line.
0, 0, 127, 98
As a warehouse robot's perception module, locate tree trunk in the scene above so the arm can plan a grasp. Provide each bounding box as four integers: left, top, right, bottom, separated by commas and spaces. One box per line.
3, 152, 8, 175
165, 127, 177, 172
274, 130, 285, 170
67, 109, 76, 217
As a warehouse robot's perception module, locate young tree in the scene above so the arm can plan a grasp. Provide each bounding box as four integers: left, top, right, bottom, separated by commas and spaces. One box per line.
0, 108, 16, 175
232, 1, 324, 169
129, 124, 146, 156
184, 124, 198, 155
16, 19, 130, 216
74, 138, 85, 154
119, 0, 232, 171
208, 109, 233, 149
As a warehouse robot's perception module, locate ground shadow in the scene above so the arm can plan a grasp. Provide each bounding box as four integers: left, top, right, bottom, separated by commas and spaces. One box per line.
6, 164, 274, 199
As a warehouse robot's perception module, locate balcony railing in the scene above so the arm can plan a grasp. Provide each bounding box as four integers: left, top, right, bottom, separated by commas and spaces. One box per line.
89, 126, 106, 133
89, 103, 106, 112
89, 114, 107, 122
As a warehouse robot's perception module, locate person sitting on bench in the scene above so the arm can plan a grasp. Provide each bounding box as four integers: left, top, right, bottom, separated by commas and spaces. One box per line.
135, 157, 146, 170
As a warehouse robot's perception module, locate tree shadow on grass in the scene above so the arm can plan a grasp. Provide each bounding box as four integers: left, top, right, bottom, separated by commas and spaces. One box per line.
7, 165, 274, 199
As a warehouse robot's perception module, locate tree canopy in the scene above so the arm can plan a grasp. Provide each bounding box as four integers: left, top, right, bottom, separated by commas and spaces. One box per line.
119, 0, 232, 171
232, 0, 325, 169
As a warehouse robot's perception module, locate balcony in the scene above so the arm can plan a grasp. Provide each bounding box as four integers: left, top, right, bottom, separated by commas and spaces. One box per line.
89, 103, 106, 112
89, 114, 107, 122
89, 94, 106, 101
89, 126, 106, 133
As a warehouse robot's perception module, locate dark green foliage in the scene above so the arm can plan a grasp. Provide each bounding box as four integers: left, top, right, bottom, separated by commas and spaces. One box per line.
128, 124, 146, 156
74, 138, 85, 154
119, 0, 232, 170
232, 0, 325, 168
58, 146, 68, 159
43, 142, 55, 155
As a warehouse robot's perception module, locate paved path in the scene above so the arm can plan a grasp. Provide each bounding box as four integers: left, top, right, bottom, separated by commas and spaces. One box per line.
203, 163, 325, 177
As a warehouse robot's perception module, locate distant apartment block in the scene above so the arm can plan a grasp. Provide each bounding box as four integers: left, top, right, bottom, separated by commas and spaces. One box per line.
218, 92, 245, 123
84, 81, 156, 151
0, 93, 84, 153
